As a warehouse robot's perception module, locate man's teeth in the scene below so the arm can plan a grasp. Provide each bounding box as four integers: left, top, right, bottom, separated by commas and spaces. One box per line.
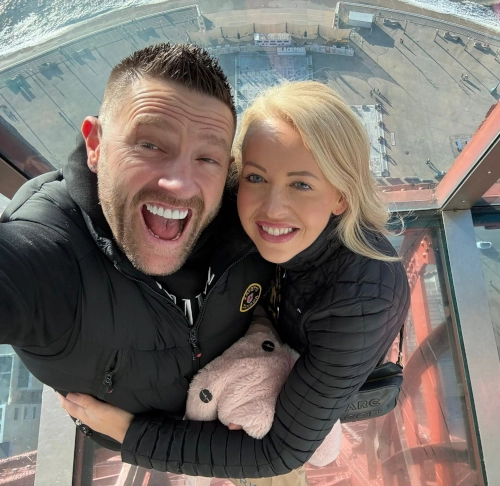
261, 225, 295, 236
146, 204, 188, 220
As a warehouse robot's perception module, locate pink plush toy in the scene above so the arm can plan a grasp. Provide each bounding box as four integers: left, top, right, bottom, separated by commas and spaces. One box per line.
185, 332, 342, 469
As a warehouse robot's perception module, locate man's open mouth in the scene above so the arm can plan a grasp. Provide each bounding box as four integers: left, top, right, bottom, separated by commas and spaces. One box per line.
142, 203, 191, 241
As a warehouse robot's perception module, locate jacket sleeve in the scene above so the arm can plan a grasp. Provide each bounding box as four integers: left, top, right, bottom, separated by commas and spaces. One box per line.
121, 263, 410, 478
0, 220, 80, 348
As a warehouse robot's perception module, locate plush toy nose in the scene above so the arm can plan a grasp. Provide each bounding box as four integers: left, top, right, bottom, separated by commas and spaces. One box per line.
199, 389, 213, 403
262, 340, 275, 352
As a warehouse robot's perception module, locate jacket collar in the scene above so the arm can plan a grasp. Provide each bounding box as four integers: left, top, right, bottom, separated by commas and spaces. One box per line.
280, 215, 343, 272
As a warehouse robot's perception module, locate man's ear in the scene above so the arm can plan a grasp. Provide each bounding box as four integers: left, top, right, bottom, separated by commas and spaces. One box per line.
81, 116, 101, 173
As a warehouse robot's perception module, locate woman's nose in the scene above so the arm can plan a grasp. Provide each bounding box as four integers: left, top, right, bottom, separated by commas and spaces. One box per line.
261, 189, 288, 219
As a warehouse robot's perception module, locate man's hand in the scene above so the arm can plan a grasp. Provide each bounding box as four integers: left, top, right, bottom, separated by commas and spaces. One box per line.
57, 393, 133, 443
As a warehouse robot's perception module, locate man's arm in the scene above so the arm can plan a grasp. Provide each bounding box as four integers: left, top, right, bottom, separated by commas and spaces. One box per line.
0, 220, 80, 347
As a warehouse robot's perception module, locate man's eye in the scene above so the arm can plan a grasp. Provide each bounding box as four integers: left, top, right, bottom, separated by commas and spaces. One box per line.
292, 181, 312, 191
139, 142, 159, 150
199, 158, 219, 165
244, 173, 265, 184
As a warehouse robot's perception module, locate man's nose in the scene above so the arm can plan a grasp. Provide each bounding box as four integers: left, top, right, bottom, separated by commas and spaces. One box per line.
157, 157, 199, 200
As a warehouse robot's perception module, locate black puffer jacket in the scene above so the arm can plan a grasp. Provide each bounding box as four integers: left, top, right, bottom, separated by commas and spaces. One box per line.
0, 139, 273, 450
121, 217, 410, 477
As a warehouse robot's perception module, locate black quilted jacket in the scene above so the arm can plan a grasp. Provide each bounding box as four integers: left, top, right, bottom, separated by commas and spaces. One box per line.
121, 217, 411, 478
0, 139, 273, 451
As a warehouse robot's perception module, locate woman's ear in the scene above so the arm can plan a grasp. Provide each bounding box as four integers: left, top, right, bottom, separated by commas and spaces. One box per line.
81, 116, 101, 173
332, 195, 347, 216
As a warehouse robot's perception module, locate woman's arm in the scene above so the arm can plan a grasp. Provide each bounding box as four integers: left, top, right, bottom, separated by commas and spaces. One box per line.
121, 291, 408, 477
61, 266, 410, 478
61, 302, 400, 477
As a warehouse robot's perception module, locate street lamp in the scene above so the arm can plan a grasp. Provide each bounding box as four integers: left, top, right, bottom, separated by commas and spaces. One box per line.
490, 81, 500, 95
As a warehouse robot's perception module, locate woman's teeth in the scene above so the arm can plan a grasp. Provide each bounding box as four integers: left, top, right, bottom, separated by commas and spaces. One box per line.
261, 225, 295, 236
146, 204, 188, 220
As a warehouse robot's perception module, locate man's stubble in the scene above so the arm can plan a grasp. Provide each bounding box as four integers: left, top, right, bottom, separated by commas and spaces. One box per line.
96, 149, 222, 276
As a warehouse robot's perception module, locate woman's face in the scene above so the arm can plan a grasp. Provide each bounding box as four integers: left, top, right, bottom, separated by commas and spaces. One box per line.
237, 117, 346, 264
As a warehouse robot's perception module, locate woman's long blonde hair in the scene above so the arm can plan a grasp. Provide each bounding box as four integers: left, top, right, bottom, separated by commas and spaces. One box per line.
233, 80, 399, 262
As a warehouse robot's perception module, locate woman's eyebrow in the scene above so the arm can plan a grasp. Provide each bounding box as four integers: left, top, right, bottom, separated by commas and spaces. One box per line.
287, 171, 319, 180
244, 161, 267, 172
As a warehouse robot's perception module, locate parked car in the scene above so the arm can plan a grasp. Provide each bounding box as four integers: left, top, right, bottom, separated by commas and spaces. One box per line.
476, 241, 492, 250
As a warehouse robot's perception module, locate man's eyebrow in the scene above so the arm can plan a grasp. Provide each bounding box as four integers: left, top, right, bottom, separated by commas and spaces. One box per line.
287, 170, 319, 180
131, 116, 230, 152
243, 161, 267, 172
199, 132, 230, 152
132, 115, 173, 132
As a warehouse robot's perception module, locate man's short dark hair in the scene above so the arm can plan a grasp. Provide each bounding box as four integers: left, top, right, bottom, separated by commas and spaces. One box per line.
100, 43, 236, 128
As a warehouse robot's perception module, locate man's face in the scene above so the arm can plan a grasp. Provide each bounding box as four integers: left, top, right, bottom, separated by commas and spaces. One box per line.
86, 78, 235, 275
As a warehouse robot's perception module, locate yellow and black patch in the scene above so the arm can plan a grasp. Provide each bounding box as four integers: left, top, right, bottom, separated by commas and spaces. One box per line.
240, 283, 262, 312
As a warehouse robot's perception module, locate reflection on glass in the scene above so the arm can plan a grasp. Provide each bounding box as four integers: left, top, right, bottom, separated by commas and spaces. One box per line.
475, 178, 500, 207
74, 222, 477, 486
0, 345, 43, 485
0, 193, 10, 216
0, 1, 498, 204
473, 210, 500, 358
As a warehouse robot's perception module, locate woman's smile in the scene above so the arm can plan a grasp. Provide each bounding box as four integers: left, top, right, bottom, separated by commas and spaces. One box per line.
256, 220, 299, 243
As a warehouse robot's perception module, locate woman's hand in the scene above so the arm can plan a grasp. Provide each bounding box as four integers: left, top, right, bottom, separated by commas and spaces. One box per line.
57, 393, 133, 443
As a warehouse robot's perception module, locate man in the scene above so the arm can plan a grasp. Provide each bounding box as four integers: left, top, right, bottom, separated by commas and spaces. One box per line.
0, 43, 272, 450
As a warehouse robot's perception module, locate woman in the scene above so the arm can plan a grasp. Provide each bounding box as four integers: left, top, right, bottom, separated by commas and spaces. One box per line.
59, 81, 410, 481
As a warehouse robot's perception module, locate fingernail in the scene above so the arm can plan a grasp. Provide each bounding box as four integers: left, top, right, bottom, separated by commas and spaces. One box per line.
66, 393, 81, 401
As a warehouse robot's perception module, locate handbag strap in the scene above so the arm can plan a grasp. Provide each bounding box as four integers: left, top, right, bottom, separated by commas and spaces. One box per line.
396, 324, 405, 368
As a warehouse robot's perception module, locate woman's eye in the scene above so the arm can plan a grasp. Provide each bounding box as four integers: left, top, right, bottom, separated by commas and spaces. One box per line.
244, 174, 264, 183
292, 181, 312, 191
139, 142, 159, 150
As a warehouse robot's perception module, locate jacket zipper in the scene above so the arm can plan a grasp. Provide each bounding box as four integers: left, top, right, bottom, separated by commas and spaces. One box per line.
98, 350, 122, 399
279, 269, 308, 347
113, 247, 258, 375
188, 247, 258, 374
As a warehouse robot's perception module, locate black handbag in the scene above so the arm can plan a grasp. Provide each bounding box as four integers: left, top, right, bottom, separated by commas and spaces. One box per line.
340, 325, 404, 423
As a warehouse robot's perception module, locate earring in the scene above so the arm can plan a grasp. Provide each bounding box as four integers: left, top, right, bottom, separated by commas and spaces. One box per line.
89, 165, 96, 173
